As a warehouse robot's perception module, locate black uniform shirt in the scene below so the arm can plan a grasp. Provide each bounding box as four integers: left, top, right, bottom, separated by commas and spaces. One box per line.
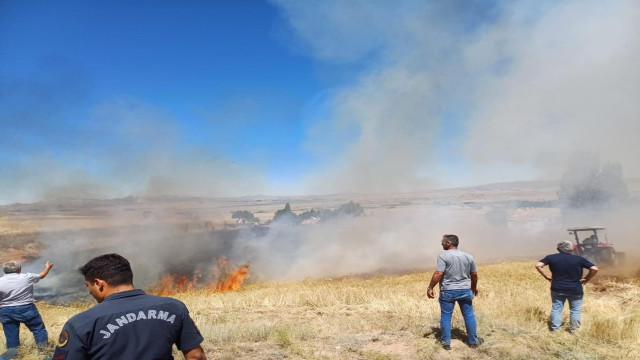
52, 289, 204, 360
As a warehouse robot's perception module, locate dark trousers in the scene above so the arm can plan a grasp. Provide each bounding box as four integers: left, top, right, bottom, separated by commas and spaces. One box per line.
0, 304, 49, 348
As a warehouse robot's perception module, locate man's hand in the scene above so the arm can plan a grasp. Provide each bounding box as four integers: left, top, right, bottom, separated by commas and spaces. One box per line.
427, 271, 443, 299
470, 272, 478, 296
427, 288, 435, 299
40, 261, 53, 279
535, 262, 552, 282
581, 265, 598, 284
183, 345, 207, 360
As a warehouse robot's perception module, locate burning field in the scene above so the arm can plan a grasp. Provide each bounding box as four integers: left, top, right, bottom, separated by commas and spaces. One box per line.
149, 257, 250, 295
1, 181, 640, 358
19, 260, 640, 360
26, 225, 263, 302
1, 181, 639, 303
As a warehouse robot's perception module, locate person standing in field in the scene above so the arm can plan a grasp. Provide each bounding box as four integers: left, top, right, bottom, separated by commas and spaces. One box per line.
427, 234, 482, 350
51, 253, 207, 360
535, 240, 598, 333
0, 260, 53, 352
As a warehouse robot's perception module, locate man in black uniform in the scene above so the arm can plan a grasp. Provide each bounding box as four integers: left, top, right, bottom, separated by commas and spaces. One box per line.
51, 253, 207, 360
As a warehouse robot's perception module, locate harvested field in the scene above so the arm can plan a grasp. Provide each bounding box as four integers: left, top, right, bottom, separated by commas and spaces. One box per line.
4, 261, 639, 359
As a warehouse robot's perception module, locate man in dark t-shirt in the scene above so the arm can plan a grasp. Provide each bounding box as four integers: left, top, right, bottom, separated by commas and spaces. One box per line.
535, 240, 598, 332
51, 254, 207, 360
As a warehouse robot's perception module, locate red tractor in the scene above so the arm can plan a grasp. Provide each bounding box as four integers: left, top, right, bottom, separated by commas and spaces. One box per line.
567, 226, 624, 265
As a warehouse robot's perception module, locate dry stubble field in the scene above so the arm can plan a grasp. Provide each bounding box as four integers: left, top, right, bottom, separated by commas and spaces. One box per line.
3, 261, 639, 360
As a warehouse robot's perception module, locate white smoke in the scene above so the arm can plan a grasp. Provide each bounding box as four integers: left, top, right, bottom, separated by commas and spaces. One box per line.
272, 0, 640, 193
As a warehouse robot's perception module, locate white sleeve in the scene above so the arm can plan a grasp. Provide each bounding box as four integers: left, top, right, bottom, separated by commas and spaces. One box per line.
28, 273, 41, 283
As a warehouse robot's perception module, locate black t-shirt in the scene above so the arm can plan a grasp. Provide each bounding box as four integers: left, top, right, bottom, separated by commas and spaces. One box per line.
539, 252, 595, 295
52, 289, 204, 360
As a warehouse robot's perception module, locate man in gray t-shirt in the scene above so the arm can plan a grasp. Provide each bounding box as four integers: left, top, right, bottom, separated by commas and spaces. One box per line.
427, 234, 482, 350
435, 248, 476, 290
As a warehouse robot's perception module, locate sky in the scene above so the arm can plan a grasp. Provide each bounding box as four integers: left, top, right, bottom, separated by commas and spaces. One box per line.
1, 0, 639, 205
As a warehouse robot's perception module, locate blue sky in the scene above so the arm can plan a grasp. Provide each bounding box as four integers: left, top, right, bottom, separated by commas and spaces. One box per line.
1, 0, 639, 204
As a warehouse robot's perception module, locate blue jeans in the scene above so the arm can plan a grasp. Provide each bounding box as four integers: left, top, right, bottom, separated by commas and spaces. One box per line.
0, 304, 49, 348
438, 289, 478, 345
550, 291, 583, 331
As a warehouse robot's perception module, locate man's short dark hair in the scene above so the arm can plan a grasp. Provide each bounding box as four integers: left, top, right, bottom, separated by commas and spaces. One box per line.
443, 234, 459, 247
79, 253, 133, 286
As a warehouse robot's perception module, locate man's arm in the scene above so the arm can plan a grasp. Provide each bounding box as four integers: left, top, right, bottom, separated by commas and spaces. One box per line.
470, 272, 478, 296
183, 345, 207, 360
426, 271, 444, 299
580, 265, 598, 284
535, 262, 552, 282
39, 261, 53, 279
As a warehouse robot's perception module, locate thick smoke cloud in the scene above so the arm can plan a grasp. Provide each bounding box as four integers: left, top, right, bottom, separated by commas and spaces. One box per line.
557, 151, 629, 212
273, 0, 640, 193
2, 1, 638, 203
32, 221, 247, 301
25, 174, 638, 303
464, 0, 640, 181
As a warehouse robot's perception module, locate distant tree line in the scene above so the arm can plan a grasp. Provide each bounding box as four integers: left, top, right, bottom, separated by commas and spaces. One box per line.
231, 201, 365, 225
290, 201, 365, 223
231, 210, 258, 223
231, 201, 364, 224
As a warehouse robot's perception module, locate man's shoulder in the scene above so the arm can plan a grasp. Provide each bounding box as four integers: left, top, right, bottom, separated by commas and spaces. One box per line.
544, 252, 587, 263
14, 273, 38, 279
0, 273, 37, 282
65, 304, 104, 328
446, 249, 474, 258
458, 249, 474, 256
115, 292, 189, 313
65, 295, 186, 327
134, 292, 185, 305
439, 249, 475, 264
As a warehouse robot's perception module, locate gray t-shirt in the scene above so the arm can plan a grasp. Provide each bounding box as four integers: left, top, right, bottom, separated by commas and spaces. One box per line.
0, 273, 40, 307
435, 249, 477, 290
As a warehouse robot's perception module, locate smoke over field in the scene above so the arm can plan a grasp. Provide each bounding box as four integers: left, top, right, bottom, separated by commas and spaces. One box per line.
1, 178, 636, 303
1, 0, 639, 303
2, 1, 639, 205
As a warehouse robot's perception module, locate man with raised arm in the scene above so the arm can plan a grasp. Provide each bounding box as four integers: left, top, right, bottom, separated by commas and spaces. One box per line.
0, 260, 53, 355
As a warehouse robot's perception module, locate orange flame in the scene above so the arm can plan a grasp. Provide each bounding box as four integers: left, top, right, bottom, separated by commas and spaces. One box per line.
149, 257, 250, 295
209, 258, 249, 292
